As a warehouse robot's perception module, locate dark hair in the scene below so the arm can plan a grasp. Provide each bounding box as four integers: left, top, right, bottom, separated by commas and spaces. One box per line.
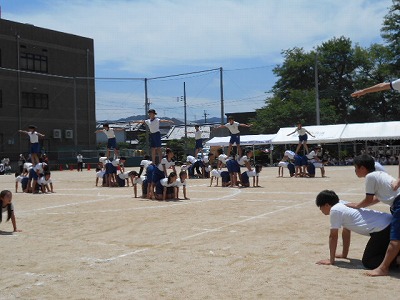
28, 125, 36, 130
217, 148, 224, 155
194, 125, 199, 128
103, 123, 109, 128
179, 170, 187, 180
167, 172, 177, 184
99, 152, 105, 157
316, 190, 339, 207
0, 190, 12, 223
208, 153, 214, 157
228, 116, 234, 120
120, 157, 126, 161
144, 155, 150, 160
44, 171, 51, 177
128, 171, 139, 177
353, 154, 375, 172
255, 164, 262, 173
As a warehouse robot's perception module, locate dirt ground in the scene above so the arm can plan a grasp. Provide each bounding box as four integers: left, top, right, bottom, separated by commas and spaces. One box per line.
1, 165, 399, 300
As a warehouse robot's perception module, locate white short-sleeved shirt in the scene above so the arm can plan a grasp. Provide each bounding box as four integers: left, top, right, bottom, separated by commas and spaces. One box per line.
390, 79, 400, 91
218, 154, 229, 164
77, 155, 83, 162
140, 159, 152, 170
175, 178, 187, 187
158, 158, 175, 172
112, 159, 124, 167
306, 150, 316, 160
103, 128, 115, 139
225, 122, 240, 134
374, 162, 386, 173
28, 131, 39, 143
23, 162, 33, 171
15, 175, 27, 183
2, 203, 14, 213
96, 170, 105, 178
202, 155, 209, 164
186, 155, 197, 164
284, 150, 295, 159
365, 171, 400, 206
195, 130, 202, 140
38, 177, 52, 185
296, 128, 307, 136
118, 172, 130, 180
330, 202, 391, 235
34, 163, 47, 173
99, 157, 108, 164
237, 155, 249, 166
145, 118, 160, 133
160, 178, 175, 188
278, 161, 288, 168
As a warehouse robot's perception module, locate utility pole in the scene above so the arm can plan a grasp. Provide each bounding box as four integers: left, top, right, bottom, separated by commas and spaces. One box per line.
315, 52, 320, 125
203, 110, 209, 123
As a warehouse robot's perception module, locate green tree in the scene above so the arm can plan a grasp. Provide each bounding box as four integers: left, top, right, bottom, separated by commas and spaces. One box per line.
381, 0, 400, 72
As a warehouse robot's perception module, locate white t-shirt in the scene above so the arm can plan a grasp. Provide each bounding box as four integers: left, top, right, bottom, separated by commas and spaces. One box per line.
103, 128, 115, 139
174, 178, 187, 187
140, 159, 152, 170
237, 155, 249, 166
158, 158, 175, 171
186, 155, 197, 164
99, 157, 108, 164
284, 150, 295, 159
296, 127, 307, 136
365, 171, 400, 206
218, 154, 229, 164
33, 163, 47, 173
112, 159, 124, 167
202, 155, 210, 164
145, 118, 160, 133
160, 178, 175, 187
225, 122, 240, 134
28, 131, 39, 143
77, 155, 83, 162
306, 150, 316, 160
390, 78, 400, 91
118, 172, 130, 180
23, 162, 33, 171
330, 202, 391, 235
15, 175, 27, 183
2, 203, 14, 213
195, 130, 202, 140
38, 176, 52, 185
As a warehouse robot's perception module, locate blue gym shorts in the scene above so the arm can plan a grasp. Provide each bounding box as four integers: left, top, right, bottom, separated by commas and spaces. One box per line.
229, 134, 240, 145
195, 139, 203, 150
150, 131, 162, 148
390, 195, 400, 240
107, 137, 117, 150
30, 142, 40, 154
299, 134, 308, 142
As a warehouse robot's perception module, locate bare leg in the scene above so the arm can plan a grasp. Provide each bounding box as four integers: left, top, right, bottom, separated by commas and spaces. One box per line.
366, 240, 400, 276
304, 142, 309, 154
295, 143, 302, 154
227, 144, 233, 157
237, 145, 242, 157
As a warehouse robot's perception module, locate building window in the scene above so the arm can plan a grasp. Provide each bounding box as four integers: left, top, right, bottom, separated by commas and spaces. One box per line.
22, 92, 49, 109
20, 52, 48, 73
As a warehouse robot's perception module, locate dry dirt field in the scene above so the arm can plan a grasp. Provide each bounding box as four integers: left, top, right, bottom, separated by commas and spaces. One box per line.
1, 165, 399, 299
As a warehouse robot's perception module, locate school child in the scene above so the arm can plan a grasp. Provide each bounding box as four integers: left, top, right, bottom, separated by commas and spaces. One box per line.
216, 148, 230, 169
287, 122, 315, 154
175, 171, 189, 200
95, 166, 106, 187
37, 171, 54, 193
235, 149, 254, 187
0, 190, 21, 232
209, 168, 221, 187
253, 165, 262, 187
193, 125, 203, 158
104, 158, 115, 187
127, 171, 143, 198
18, 154, 26, 173
152, 148, 176, 184
138, 155, 152, 177
15, 172, 29, 193
316, 190, 393, 270
155, 172, 177, 201
347, 154, 400, 276
278, 158, 288, 177
95, 123, 124, 159
306, 146, 326, 177
28, 161, 48, 193
186, 154, 198, 178
201, 152, 214, 178
144, 164, 156, 199
76, 153, 83, 171
18, 125, 45, 165
220, 171, 231, 187
136, 109, 174, 165
215, 116, 252, 158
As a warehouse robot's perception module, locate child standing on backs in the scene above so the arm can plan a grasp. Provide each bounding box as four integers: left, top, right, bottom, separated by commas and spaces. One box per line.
347, 154, 400, 276
287, 122, 315, 154
1, 190, 21, 232
137, 109, 174, 165
95, 123, 124, 159
215, 116, 252, 158
19, 125, 45, 165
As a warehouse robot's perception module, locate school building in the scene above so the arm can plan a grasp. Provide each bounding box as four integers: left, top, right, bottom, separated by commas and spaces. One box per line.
0, 18, 96, 163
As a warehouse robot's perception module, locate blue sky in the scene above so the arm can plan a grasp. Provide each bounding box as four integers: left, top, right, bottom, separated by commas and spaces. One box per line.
1, 0, 392, 121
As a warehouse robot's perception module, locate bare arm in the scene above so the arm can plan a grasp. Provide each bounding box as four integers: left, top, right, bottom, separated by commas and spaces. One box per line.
239, 123, 252, 128
160, 119, 174, 124
316, 228, 339, 265
305, 129, 315, 137
11, 211, 21, 232
351, 82, 391, 98
346, 194, 378, 209
287, 130, 296, 136
337, 228, 351, 258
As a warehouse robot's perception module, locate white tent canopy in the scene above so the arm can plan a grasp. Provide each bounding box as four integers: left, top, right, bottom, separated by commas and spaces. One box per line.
205, 134, 276, 147
271, 124, 346, 145
340, 121, 400, 142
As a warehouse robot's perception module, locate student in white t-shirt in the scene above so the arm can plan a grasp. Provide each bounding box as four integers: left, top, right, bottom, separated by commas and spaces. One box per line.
351, 78, 400, 191
316, 190, 392, 270
95, 123, 125, 159
18, 125, 45, 165
175, 171, 189, 200
287, 122, 315, 154
0, 190, 21, 232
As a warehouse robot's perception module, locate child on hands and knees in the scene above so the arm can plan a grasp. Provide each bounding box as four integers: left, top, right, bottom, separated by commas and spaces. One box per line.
346, 155, 400, 276
316, 190, 392, 270
0, 190, 21, 232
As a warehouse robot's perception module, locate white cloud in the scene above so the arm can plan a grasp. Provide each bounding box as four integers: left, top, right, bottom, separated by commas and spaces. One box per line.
6, 0, 391, 73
